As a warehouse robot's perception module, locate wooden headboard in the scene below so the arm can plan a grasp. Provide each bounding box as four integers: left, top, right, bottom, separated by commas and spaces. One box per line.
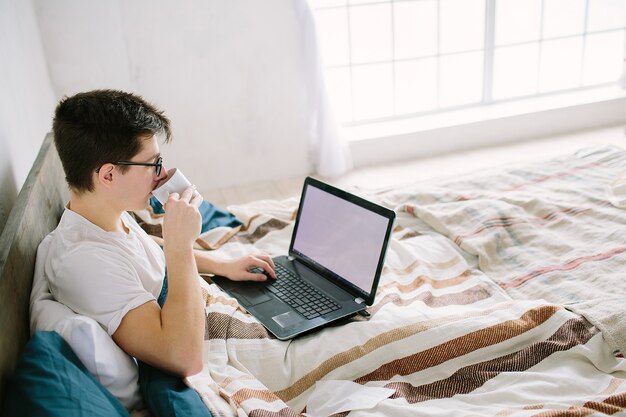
0, 133, 68, 406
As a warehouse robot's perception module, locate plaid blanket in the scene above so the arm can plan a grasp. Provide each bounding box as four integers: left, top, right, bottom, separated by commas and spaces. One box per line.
378, 145, 626, 355
186, 146, 626, 416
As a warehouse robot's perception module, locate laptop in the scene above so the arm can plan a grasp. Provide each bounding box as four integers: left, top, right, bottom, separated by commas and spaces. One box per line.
211, 177, 396, 340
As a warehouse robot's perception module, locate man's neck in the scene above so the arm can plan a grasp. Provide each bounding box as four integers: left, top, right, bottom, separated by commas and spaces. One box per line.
68, 191, 127, 233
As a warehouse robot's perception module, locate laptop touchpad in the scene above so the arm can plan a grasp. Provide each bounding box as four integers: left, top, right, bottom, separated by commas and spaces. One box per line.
272, 311, 303, 328
232, 287, 272, 306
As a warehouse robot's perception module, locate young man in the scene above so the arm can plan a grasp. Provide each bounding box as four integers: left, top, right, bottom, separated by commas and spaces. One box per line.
46, 89, 276, 377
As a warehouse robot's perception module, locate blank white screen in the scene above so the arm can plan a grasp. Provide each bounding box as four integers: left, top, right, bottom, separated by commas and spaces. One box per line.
292, 185, 389, 292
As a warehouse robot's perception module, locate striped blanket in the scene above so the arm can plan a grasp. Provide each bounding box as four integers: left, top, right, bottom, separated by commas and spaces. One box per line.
187, 146, 626, 416
378, 145, 626, 355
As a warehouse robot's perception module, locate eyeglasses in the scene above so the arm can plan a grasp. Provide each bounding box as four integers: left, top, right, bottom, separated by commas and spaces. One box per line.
96, 156, 163, 176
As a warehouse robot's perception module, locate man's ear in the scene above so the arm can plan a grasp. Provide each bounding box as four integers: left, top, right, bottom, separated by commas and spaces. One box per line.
95, 164, 116, 188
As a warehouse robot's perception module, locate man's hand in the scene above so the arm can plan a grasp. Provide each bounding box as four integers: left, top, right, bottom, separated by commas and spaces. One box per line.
162, 186, 202, 250
220, 254, 277, 281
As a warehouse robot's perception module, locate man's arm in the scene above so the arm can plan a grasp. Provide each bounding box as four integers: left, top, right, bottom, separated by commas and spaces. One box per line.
113, 187, 204, 377
195, 251, 276, 281
149, 233, 276, 281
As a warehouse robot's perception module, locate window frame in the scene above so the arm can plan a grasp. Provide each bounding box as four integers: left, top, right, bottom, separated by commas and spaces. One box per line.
310, 0, 626, 126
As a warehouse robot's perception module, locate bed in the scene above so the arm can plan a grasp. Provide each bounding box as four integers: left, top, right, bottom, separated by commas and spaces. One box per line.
1, 134, 625, 416
0, 133, 68, 408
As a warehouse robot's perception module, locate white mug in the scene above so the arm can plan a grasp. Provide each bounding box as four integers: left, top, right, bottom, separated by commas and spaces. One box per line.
151, 168, 200, 206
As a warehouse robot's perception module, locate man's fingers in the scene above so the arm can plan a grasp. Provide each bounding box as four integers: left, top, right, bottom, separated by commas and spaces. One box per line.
258, 254, 276, 270
191, 191, 203, 208
248, 272, 268, 282
164, 192, 180, 209
252, 258, 276, 279
180, 186, 195, 201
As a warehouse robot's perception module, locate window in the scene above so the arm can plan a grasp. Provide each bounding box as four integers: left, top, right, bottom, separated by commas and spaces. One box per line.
309, 0, 626, 125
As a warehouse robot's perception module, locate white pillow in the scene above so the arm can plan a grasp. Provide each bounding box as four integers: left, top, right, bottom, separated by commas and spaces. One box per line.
30, 234, 141, 409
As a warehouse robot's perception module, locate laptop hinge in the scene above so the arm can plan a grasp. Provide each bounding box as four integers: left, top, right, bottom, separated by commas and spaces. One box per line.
354, 297, 365, 304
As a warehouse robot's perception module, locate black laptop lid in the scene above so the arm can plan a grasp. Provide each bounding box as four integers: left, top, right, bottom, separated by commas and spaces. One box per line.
289, 177, 395, 305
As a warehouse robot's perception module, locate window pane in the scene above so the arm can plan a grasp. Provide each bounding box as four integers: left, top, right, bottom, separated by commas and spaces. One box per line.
350, 4, 393, 64
496, 0, 542, 45
582, 30, 625, 85
543, 0, 586, 38
395, 58, 438, 114
352, 63, 394, 120
587, 0, 626, 32
493, 43, 539, 99
313, 8, 350, 66
440, 51, 483, 107
308, 0, 347, 8
394, 0, 438, 59
440, 0, 485, 54
539, 37, 584, 92
349, 0, 388, 4
325, 67, 353, 122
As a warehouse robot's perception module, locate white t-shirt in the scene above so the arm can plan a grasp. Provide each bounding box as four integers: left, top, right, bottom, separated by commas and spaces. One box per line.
45, 209, 166, 336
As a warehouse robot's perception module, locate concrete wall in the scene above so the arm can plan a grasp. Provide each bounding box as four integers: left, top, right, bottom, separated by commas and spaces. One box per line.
0, 0, 56, 235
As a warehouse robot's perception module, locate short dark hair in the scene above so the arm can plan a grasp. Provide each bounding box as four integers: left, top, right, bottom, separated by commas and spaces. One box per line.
52, 89, 172, 193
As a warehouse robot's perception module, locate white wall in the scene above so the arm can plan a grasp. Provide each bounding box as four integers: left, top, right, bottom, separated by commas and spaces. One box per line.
34, 0, 315, 191
0, 0, 56, 234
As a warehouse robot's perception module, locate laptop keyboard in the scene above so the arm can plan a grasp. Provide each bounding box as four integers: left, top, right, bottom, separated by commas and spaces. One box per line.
255, 265, 341, 320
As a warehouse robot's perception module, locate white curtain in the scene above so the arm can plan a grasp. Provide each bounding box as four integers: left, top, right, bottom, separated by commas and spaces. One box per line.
618, 31, 626, 89
296, 0, 353, 178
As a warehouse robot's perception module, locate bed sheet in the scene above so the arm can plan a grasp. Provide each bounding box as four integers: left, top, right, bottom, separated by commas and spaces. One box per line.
375, 145, 626, 355
186, 146, 626, 417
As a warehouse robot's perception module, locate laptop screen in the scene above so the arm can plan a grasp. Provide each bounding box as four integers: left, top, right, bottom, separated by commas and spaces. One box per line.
291, 179, 394, 301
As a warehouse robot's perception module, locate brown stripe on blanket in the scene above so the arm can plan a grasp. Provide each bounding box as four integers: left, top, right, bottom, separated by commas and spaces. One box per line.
391, 224, 423, 240
398, 229, 421, 240
453, 160, 604, 202
378, 270, 472, 292
219, 374, 258, 388
227, 387, 300, 417
369, 284, 492, 317
499, 161, 601, 193
232, 218, 291, 245
239, 213, 262, 230
379, 316, 596, 404
466, 403, 546, 417
248, 408, 301, 417
347, 284, 492, 324
206, 311, 271, 340
523, 404, 546, 410
204, 293, 243, 310
453, 205, 601, 247
355, 305, 560, 384
529, 409, 594, 416
599, 378, 626, 397
447, 162, 605, 203
133, 218, 163, 238
195, 225, 241, 250
273, 302, 522, 402
401, 204, 420, 216
582, 392, 626, 415
530, 392, 626, 416
501, 246, 626, 290
453, 217, 530, 246
230, 388, 290, 405
201, 287, 210, 304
